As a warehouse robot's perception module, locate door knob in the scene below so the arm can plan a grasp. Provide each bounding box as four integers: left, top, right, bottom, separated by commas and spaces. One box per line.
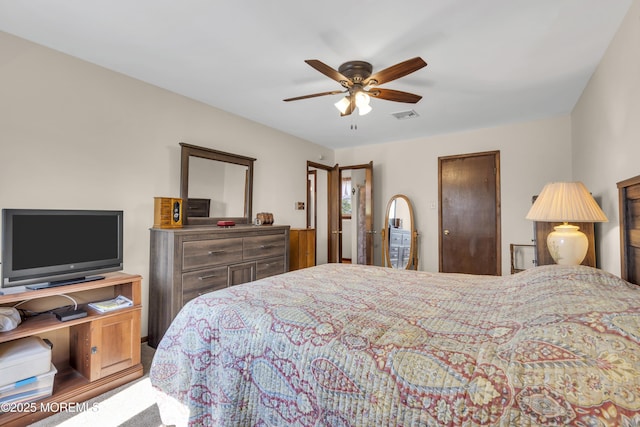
444, 229, 450, 235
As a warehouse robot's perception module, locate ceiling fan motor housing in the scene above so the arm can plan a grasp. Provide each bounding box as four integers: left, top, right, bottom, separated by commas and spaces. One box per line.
338, 61, 373, 84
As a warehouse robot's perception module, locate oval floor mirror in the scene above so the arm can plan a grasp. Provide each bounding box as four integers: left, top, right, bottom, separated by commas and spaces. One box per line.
381, 194, 418, 270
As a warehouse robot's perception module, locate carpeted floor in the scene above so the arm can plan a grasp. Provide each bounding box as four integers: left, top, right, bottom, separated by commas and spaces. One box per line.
30, 343, 165, 427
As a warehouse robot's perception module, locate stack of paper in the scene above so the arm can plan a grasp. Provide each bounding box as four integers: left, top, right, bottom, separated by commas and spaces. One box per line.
88, 295, 133, 313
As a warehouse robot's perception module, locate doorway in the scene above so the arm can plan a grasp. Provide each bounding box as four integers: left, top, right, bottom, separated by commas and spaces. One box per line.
439, 151, 501, 275
339, 162, 374, 265
307, 161, 374, 265
307, 162, 339, 263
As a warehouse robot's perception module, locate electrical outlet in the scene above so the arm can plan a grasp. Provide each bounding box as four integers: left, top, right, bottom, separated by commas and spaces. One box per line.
295, 202, 305, 210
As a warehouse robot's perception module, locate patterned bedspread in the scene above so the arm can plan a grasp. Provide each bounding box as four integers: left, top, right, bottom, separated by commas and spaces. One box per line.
150, 263, 640, 426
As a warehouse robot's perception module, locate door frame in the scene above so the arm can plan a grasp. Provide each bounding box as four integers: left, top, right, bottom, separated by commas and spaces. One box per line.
339, 162, 374, 265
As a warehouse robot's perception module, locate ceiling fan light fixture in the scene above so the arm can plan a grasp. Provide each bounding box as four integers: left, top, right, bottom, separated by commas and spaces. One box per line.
355, 91, 372, 115
290, 57, 426, 117
334, 96, 351, 114
358, 102, 372, 116
355, 91, 370, 107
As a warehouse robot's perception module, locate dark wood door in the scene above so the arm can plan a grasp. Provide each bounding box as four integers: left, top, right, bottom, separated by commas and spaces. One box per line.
307, 162, 339, 264
328, 164, 341, 263
439, 151, 501, 275
364, 163, 374, 265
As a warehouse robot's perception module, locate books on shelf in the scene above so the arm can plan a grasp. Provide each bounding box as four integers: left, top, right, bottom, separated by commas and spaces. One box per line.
88, 295, 133, 313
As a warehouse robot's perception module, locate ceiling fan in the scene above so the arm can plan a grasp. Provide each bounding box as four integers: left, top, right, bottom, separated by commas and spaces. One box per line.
284, 57, 427, 116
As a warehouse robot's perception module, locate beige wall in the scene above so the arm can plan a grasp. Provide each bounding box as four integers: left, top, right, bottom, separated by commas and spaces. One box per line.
2, 0, 639, 338
572, 0, 640, 276
0, 31, 333, 336
336, 115, 573, 273
337, 0, 640, 276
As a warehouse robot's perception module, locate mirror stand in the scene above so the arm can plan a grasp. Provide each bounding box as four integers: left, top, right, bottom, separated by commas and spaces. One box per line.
381, 194, 418, 270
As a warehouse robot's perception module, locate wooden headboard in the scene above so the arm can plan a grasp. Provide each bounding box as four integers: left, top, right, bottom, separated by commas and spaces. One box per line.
618, 175, 640, 285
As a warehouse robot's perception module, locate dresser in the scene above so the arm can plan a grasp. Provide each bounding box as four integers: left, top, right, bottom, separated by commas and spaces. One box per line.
289, 228, 316, 270
148, 225, 290, 347
389, 227, 412, 269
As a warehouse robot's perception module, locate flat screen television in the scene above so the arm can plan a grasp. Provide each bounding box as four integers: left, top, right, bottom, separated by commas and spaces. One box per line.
1, 209, 123, 289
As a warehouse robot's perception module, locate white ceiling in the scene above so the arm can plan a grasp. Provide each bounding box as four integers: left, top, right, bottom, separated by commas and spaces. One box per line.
0, 1, 632, 150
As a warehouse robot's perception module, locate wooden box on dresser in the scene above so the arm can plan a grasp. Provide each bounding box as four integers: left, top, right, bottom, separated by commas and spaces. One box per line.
0, 273, 143, 427
148, 225, 290, 348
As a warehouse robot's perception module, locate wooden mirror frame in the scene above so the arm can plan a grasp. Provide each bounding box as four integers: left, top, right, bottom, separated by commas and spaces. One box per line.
180, 142, 256, 225
381, 194, 418, 270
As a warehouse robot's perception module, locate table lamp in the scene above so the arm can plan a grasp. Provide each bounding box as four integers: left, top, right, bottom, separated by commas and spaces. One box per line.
526, 182, 608, 265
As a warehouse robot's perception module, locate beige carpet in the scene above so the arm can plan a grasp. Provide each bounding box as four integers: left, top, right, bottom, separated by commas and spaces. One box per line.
30, 343, 165, 427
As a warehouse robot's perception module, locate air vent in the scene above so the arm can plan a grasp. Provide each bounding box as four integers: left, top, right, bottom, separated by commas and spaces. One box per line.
391, 109, 420, 120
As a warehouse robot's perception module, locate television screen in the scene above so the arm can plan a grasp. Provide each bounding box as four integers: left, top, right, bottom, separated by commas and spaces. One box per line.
1, 209, 123, 289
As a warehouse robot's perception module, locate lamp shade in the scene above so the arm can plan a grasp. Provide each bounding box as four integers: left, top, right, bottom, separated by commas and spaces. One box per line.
525, 182, 608, 223
334, 96, 351, 114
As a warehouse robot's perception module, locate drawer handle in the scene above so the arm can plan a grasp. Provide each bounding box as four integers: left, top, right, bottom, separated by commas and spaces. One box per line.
208, 250, 225, 255
198, 274, 219, 280
260, 245, 274, 249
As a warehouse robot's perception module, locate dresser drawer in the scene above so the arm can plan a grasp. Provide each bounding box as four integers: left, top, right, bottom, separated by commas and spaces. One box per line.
182, 266, 228, 303
389, 230, 404, 246
389, 246, 400, 258
183, 238, 243, 270
244, 234, 286, 259
256, 256, 285, 279
402, 232, 412, 246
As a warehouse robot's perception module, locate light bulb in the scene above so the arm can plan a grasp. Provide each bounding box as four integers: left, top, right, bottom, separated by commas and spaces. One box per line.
334, 96, 350, 114
355, 92, 370, 108
358, 103, 372, 116
355, 92, 372, 115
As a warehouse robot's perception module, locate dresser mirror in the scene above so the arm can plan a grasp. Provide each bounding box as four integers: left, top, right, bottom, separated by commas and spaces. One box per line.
180, 142, 255, 225
381, 194, 418, 270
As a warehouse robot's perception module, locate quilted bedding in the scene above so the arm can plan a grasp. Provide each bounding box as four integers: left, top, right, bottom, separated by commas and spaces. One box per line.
150, 263, 640, 426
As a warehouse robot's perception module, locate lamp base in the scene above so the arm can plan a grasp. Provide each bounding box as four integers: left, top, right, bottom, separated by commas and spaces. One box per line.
546, 224, 588, 266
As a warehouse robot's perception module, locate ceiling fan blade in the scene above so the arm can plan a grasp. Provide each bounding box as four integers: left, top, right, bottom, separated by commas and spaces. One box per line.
370, 88, 422, 103
340, 96, 355, 116
364, 57, 427, 86
305, 59, 352, 86
283, 90, 345, 102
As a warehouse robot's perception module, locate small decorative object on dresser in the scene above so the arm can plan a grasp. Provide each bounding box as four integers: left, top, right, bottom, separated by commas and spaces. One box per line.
256, 212, 274, 225
153, 197, 183, 228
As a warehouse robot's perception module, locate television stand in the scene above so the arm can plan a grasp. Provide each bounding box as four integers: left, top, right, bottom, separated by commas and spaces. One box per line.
25, 275, 105, 290
0, 272, 143, 427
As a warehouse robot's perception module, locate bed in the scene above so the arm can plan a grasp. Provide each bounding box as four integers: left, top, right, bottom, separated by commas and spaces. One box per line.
150, 263, 640, 426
